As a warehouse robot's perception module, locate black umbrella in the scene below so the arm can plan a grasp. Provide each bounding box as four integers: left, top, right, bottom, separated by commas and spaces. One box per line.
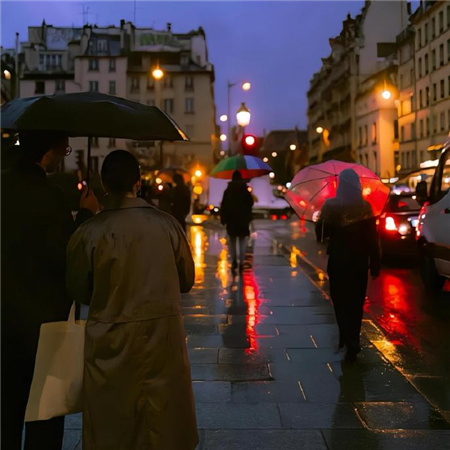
1, 92, 188, 183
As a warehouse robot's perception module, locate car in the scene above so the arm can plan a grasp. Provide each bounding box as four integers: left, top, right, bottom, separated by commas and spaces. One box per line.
378, 193, 422, 259
416, 139, 450, 291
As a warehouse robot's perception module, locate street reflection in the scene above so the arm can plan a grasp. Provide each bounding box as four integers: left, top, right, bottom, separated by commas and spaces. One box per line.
242, 269, 261, 354
189, 225, 207, 287
217, 237, 229, 289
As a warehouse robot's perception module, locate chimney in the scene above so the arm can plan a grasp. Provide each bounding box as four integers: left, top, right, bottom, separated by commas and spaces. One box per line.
167, 23, 172, 32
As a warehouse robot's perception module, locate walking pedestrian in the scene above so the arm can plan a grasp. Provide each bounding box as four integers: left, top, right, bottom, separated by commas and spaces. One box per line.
172, 172, 191, 230
66, 150, 198, 450
320, 168, 380, 362
1, 131, 98, 450
220, 170, 254, 273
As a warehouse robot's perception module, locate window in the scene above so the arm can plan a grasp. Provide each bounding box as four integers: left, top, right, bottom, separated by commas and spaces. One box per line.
407, 152, 411, 169
411, 94, 415, 111
440, 44, 444, 66
35, 81, 45, 94
426, 117, 430, 136
448, 5, 450, 28
130, 77, 139, 93
185, 76, 194, 91
108, 138, 116, 148
364, 125, 368, 145
89, 81, 99, 92
441, 79, 445, 99
425, 53, 429, 74
425, 23, 428, 44
433, 114, 437, 133
91, 137, 99, 148
163, 98, 174, 113
88, 59, 99, 71
109, 59, 116, 72
432, 50, 436, 70
441, 112, 445, 131
147, 78, 155, 90
432, 17, 436, 39
426, 86, 430, 105
448, 39, 450, 61
163, 75, 173, 88
394, 119, 399, 139
358, 127, 362, 147
419, 89, 423, 108
411, 122, 416, 140
371, 122, 377, 143
97, 40, 107, 53
180, 54, 189, 66
420, 119, 424, 138
55, 80, 65, 93
129, 54, 142, 67
109, 81, 116, 95
449, 76, 450, 95
439, 11, 444, 33
185, 97, 194, 113
433, 83, 437, 102
400, 125, 405, 142
418, 57, 422, 78
417, 28, 422, 48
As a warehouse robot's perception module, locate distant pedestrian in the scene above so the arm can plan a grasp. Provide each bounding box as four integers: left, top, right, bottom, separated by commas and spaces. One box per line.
220, 170, 254, 272
158, 182, 174, 214
320, 168, 380, 362
66, 150, 198, 450
1, 131, 98, 450
172, 172, 191, 230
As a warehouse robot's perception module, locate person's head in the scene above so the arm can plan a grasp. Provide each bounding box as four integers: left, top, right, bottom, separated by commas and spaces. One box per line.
101, 150, 141, 197
19, 130, 71, 172
336, 168, 362, 201
232, 170, 242, 181
173, 173, 185, 186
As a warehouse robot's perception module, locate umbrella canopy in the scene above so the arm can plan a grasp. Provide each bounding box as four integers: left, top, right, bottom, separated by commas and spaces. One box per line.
1, 92, 188, 141
210, 154, 272, 179
285, 160, 390, 223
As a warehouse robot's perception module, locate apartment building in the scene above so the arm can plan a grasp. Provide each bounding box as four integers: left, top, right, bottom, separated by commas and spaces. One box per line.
17, 21, 219, 173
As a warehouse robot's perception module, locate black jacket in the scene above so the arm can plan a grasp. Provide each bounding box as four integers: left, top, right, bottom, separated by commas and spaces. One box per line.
220, 180, 254, 237
1, 161, 92, 329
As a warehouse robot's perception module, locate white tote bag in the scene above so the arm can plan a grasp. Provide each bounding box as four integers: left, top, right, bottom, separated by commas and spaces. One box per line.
25, 303, 85, 422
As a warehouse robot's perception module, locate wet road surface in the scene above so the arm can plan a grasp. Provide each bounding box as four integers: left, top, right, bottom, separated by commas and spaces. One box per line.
62, 220, 450, 449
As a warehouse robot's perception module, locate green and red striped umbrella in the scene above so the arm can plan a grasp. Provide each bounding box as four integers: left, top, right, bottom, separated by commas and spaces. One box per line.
210, 155, 272, 179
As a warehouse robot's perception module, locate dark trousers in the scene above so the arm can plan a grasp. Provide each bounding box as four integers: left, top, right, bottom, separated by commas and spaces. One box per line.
1, 325, 65, 450
327, 258, 369, 351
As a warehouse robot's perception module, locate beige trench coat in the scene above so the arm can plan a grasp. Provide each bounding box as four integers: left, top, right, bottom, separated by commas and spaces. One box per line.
66, 198, 198, 450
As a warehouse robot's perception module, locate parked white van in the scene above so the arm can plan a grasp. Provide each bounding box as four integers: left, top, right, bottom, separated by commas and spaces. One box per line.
416, 139, 450, 291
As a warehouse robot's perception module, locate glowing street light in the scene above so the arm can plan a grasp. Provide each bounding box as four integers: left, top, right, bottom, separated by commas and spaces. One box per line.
151, 66, 164, 80
263, 157, 269, 163
241, 81, 251, 91
236, 102, 251, 127
194, 169, 203, 178
316, 126, 324, 134
271, 152, 277, 157
3, 69, 11, 80
220, 114, 228, 122
290, 144, 296, 151
269, 172, 275, 179
382, 89, 392, 99
220, 134, 227, 142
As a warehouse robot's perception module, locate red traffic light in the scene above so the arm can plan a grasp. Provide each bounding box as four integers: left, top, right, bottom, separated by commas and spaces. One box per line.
243, 134, 256, 147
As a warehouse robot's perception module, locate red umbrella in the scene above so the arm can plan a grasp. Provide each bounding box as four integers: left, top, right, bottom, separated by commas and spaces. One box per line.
285, 160, 390, 222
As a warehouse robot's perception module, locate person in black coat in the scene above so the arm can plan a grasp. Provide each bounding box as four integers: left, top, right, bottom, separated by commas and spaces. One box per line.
320, 168, 380, 362
172, 173, 191, 230
220, 170, 254, 272
1, 131, 99, 450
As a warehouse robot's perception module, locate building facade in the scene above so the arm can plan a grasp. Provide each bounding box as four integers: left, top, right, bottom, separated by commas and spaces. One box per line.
307, 0, 410, 178
17, 21, 219, 174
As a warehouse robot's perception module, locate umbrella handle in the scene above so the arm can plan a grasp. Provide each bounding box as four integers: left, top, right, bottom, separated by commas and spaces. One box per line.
86, 136, 91, 187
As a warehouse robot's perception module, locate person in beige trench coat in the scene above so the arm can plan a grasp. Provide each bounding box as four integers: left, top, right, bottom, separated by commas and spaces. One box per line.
66, 150, 198, 450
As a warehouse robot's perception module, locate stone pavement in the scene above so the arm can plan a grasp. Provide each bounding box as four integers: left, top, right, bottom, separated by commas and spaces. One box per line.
62, 222, 450, 449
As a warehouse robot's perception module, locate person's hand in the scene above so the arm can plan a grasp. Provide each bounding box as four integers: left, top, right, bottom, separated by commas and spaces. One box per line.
80, 188, 99, 214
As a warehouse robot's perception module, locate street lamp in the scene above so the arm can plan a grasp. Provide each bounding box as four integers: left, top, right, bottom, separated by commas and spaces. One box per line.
236, 102, 251, 127
227, 80, 251, 154
290, 144, 296, 151
151, 63, 165, 168
220, 114, 228, 122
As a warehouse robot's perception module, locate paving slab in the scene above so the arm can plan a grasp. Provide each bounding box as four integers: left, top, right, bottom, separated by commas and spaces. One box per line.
191, 363, 271, 381
232, 381, 306, 403
196, 403, 282, 429
218, 347, 289, 364
188, 348, 219, 364
201, 429, 327, 450
192, 381, 231, 403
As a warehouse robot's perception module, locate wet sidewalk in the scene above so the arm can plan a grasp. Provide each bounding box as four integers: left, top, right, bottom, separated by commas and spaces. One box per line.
62, 222, 450, 450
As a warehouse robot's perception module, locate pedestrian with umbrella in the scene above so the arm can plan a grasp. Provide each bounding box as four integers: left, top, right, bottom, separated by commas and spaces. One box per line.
1, 130, 99, 450
66, 150, 198, 450
172, 172, 192, 231
220, 170, 254, 273
285, 162, 388, 362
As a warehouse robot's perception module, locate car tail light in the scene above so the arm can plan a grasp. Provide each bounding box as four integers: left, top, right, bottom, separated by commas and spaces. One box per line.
280, 214, 288, 220
384, 215, 397, 231
270, 214, 277, 220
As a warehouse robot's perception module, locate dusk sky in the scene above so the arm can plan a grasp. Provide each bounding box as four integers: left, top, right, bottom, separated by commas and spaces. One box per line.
1, 1, 371, 136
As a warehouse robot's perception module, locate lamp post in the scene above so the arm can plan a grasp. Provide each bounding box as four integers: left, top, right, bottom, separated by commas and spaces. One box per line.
315, 126, 330, 162
227, 80, 251, 155
151, 63, 165, 168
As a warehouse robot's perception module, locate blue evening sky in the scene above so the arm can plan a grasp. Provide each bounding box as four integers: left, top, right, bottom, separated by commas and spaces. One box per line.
1, 1, 373, 135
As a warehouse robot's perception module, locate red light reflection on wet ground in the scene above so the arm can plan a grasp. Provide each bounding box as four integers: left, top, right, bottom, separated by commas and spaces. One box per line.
241, 269, 261, 354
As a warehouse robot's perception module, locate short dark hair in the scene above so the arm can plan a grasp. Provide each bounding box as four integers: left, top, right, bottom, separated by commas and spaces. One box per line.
232, 170, 242, 181
19, 130, 67, 162
101, 150, 140, 194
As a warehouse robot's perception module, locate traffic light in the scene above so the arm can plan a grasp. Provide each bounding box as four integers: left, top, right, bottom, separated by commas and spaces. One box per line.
241, 134, 258, 156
